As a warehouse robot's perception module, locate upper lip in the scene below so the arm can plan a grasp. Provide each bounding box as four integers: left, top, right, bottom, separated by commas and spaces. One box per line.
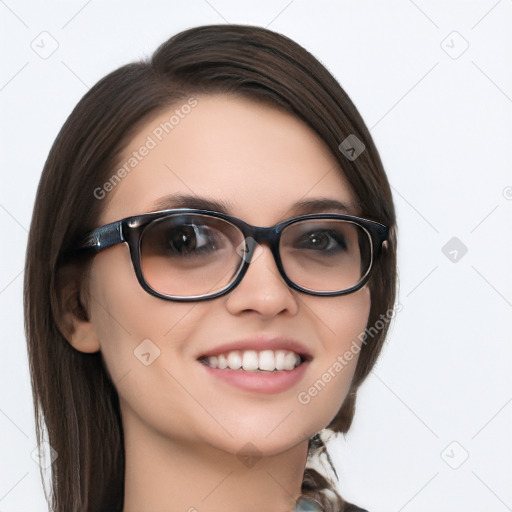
197, 336, 313, 361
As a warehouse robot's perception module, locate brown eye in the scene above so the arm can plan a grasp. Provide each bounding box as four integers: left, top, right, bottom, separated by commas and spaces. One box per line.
168, 225, 200, 253
293, 229, 347, 253
142, 220, 222, 259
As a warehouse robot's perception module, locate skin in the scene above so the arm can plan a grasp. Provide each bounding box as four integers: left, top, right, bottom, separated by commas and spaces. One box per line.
65, 95, 371, 512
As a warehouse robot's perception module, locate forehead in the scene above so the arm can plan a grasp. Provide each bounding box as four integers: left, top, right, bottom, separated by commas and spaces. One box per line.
101, 94, 357, 224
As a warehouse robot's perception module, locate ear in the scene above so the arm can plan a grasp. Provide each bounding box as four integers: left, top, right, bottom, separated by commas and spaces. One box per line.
54, 263, 101, 353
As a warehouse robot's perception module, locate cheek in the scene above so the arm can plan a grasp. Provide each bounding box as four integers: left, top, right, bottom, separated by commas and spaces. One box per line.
85, 247, 196, 379
85, 251, 214, 437
328, 286, 371, 353
297, 287, 371, 426
309, 286, 371, 355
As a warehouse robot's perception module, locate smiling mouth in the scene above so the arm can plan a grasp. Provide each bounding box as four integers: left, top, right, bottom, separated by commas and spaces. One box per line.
198, 349, 309, 373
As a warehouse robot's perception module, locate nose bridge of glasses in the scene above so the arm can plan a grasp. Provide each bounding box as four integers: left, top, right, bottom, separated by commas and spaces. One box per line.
251, 225, 278, 244
239, 225, 280, 262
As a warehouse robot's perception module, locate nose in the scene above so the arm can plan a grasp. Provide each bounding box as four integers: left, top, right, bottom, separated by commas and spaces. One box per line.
224, 243, 299, 318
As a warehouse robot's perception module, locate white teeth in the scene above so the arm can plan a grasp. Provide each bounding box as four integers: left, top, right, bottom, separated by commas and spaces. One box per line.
258, 350, 276, 371
275, 350, 286, 371
203, 349, 303, 372
284, 351, 297, 369
217, 354, 228, 369
227, 351, 242, 370
242, 350, 258, 371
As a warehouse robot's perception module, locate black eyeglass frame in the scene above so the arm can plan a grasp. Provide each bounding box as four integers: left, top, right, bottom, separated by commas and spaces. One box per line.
72, 208, 389, 302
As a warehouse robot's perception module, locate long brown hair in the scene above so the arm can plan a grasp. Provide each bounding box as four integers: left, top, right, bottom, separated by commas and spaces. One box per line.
24, 24, 397, 512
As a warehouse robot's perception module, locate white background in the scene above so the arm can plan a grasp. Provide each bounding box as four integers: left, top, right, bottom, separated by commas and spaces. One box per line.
1, 1, 511, 511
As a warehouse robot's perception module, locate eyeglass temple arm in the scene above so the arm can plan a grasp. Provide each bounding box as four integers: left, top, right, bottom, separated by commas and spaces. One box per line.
377, 224, 389, 243
74, 221, 125, 253
374, 225, 389, 257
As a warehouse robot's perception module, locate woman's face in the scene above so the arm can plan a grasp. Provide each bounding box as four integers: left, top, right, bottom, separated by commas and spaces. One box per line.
80, 94, 371, 458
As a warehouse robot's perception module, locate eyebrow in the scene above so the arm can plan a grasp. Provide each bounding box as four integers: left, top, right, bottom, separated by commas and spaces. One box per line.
145, 194, 354, 217
285, 198, 353, 216
146, 194, 234, 214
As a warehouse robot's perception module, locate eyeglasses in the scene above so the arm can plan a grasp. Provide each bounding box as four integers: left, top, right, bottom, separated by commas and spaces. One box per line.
73, 209, 388, 302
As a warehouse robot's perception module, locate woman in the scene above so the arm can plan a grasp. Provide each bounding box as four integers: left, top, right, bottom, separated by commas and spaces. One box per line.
24, 24, 397, 512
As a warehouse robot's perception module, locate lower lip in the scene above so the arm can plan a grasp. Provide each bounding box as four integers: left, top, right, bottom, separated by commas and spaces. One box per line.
198, 360, 310, 394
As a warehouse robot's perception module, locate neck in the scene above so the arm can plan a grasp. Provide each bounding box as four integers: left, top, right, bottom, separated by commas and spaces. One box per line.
121, 406, 310, 512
